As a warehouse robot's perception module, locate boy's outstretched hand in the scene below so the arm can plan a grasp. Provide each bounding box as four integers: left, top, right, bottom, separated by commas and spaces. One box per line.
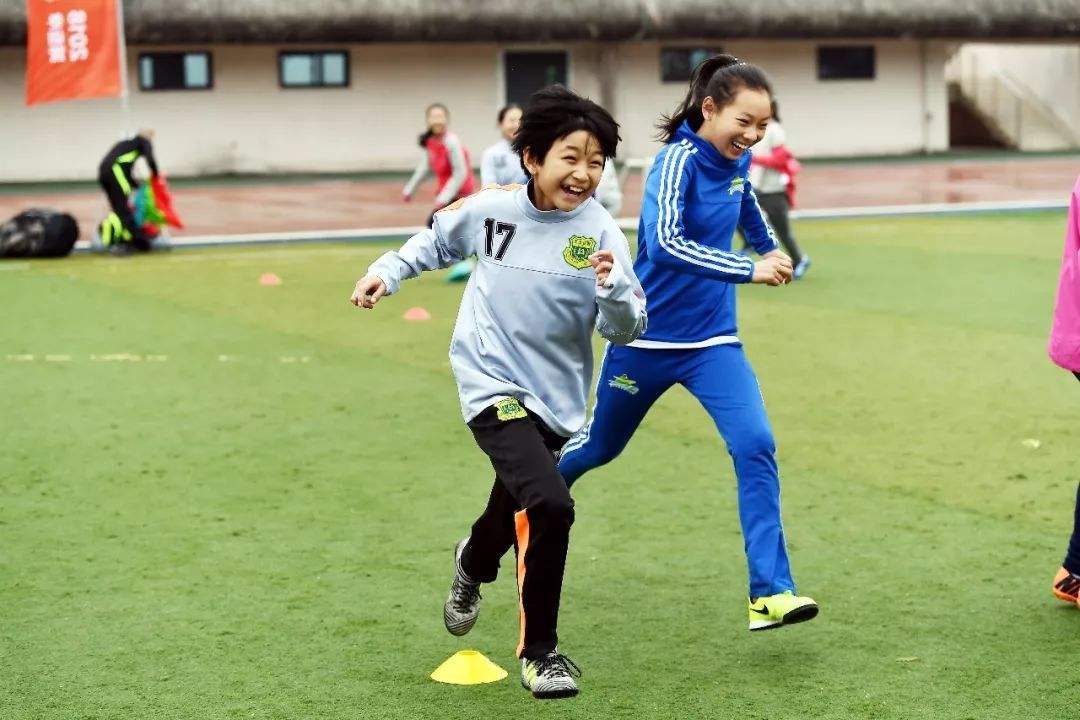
350, 275, 387, 309
589, 249, 615, 288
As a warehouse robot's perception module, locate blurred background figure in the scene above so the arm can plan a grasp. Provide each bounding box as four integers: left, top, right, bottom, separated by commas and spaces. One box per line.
96, 128, 159, 254
594, 161, 622, 217
746, 99, 810, 278
480, 103, 525, 186
403, 103, 476, 227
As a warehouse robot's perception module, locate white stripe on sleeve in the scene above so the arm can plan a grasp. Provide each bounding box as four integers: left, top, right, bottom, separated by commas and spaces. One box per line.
654, 142, 753, 276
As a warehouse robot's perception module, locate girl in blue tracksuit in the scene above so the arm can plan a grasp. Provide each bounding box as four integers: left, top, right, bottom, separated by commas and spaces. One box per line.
560, 55, 819, 630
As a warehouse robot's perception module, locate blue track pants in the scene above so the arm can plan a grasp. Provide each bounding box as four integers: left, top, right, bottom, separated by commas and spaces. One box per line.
559, 342, 795, 599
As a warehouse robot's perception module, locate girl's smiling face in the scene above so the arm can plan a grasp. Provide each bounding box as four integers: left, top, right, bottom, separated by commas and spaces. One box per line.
696, 87, 772, 160
523, 130, 605, 212
426, 106, 448, 136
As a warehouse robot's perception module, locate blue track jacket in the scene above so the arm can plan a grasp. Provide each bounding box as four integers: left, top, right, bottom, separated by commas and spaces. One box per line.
633, 120, 778, 346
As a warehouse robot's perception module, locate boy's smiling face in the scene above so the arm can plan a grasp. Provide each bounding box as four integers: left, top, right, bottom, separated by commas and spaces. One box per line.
523, 130, 606, 212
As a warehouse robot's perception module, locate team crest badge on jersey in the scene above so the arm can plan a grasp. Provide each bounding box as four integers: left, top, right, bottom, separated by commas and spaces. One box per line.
728, 176, 745, 195
563, 235, 597, 270
495, 397, 527, 421
608, 374, 640, 395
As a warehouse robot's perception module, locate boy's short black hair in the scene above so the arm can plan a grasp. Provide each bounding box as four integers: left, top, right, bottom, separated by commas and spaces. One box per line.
512, 85, 620, 175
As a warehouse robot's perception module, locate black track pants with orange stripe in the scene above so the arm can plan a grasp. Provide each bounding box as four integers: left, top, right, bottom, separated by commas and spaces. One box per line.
463, 405, 572, 660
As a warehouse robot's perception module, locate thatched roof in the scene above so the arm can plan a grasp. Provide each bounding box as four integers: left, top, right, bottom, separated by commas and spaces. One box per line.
2, 0, 1078, 44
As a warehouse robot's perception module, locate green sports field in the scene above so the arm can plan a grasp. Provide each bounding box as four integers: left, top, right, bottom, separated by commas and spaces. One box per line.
3, 211, 1079, 719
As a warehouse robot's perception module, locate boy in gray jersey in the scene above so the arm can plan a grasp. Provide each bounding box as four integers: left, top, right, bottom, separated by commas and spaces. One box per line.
350, 86, 646, 699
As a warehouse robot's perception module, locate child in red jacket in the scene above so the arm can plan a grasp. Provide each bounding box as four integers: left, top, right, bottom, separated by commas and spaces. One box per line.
747, 99, 810, 279
403, 103, 476, 227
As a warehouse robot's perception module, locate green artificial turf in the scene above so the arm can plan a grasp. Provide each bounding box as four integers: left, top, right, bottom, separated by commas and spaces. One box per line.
2, 211, 1078, 719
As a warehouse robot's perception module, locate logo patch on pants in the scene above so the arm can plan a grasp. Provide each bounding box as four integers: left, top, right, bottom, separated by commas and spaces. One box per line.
608, 374, 640, 395
495, 397, 527, 421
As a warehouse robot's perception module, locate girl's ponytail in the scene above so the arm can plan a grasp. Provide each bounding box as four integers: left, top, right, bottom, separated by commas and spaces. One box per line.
656, 54, 772, 143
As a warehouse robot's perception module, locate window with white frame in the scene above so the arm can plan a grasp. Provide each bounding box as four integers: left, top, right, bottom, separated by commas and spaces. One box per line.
138, 52, 212, 91
279, 51, 349, 88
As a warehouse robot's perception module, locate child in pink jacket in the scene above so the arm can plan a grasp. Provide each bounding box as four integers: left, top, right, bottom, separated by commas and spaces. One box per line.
1048, 175, 1080, 606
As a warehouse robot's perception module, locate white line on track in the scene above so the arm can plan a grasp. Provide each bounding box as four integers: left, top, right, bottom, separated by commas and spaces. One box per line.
789, 198, 1069, 219
612, 199, 1068, 230
65, 198, 1067, 253
6, 354, 314, 363
156, 247, 363, 264
88, 353, 169, 362
73, 225, 424, 252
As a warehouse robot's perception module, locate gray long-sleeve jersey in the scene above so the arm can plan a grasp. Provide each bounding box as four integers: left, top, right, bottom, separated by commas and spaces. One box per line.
368, 184, 647, 437
480, 139, 528, 187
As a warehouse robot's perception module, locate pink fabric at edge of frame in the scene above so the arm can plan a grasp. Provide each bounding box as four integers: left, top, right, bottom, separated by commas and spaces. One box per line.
1048, 175, 1080, 373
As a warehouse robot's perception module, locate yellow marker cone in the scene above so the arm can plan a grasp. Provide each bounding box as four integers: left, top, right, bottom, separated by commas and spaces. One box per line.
430, 650, 508, 685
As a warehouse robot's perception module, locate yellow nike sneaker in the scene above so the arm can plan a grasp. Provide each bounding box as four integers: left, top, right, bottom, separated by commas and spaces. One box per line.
748, 591, 819, 631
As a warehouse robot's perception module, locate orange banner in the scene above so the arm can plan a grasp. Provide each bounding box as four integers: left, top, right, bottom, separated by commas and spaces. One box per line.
25, 0, 123, 106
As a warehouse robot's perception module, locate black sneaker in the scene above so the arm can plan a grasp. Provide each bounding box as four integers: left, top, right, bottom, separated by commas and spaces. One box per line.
443, 538, 481, 636
521, 652, 581, 699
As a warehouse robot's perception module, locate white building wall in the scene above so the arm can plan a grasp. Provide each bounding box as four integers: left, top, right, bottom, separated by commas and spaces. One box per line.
922, 41, 951, 153
609, 39, 948, 161
947, 42, 1080, 148
1, 43, 509, 181
0, 39, 948, 182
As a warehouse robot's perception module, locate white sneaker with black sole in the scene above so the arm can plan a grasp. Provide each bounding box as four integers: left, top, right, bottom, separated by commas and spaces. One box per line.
520, 652, 581, 699
443, 538, 481, 636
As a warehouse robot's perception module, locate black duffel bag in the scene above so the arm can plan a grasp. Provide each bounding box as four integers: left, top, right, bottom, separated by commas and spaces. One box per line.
0, 208, 80, 258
